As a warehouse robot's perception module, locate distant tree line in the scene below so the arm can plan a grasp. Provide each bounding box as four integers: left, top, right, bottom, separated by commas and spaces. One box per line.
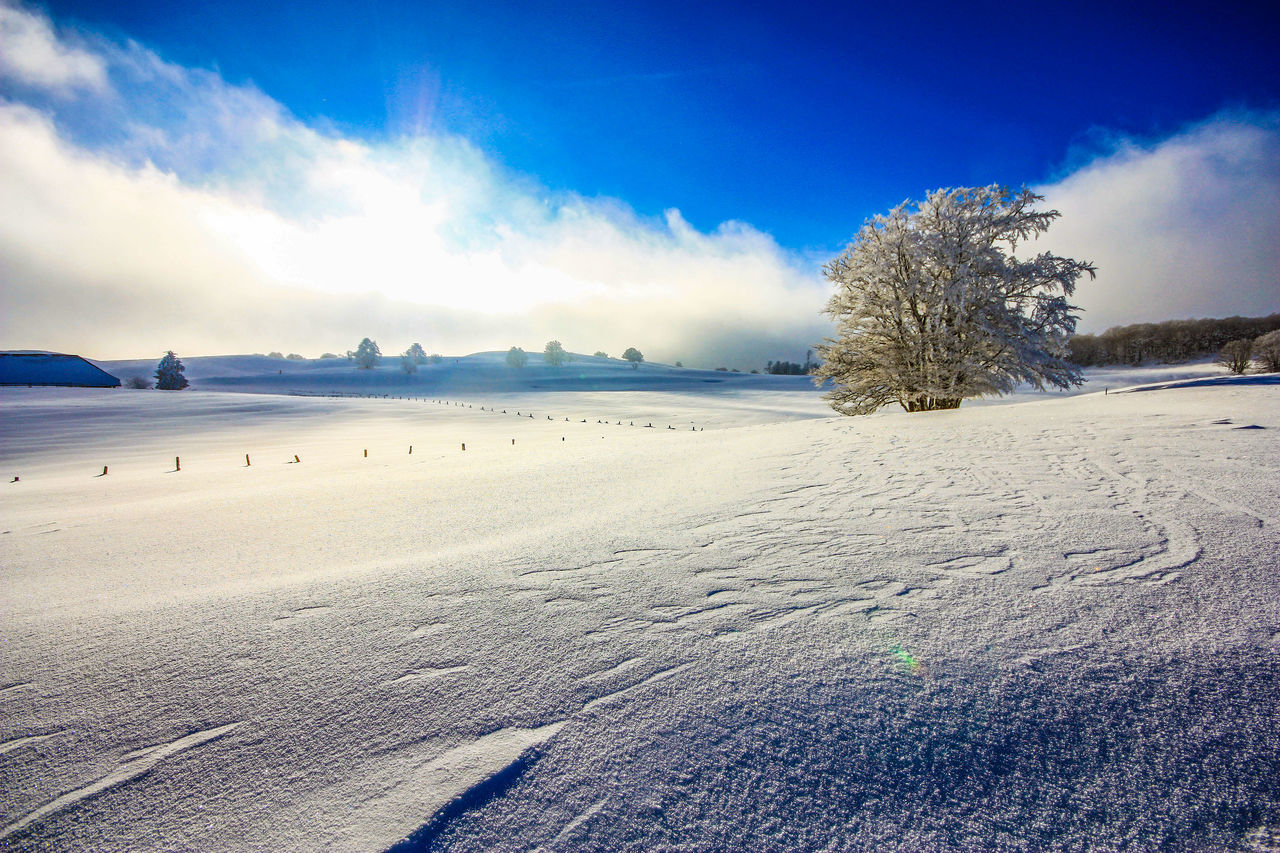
766, 349, 818, 375
1068, 314, 1280, 366
331, 339, 657, 372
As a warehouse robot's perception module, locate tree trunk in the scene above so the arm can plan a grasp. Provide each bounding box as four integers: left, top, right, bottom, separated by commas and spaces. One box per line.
902, 397, 962, 412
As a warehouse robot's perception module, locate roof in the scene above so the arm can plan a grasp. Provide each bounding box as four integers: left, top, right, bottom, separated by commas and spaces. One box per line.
0, 352, 122, 387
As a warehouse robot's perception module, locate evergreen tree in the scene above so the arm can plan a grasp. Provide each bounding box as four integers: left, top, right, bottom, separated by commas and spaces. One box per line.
154, 351, 189, 390
406, 343, 427, 364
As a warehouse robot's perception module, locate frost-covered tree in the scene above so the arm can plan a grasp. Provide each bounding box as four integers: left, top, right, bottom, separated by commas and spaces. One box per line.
405, 343, 427, 364
1253, 330, 1280, 373
400, 352, 418, 374
506, 346, 528, 368
354, 338, 381, 369
813, 186, 1096, 415
154, 351, 188, 390
1217, 339, 1253, 375
543, 340, 569, 366
622, 347, 644, 368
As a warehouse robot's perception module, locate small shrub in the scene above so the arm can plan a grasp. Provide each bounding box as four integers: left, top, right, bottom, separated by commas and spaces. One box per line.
1255, 330, 1280, 373
1217, 339, 1253, 375
125, 376, 152, 389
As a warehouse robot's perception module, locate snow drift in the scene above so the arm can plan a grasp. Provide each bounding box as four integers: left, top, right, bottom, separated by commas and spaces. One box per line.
1, 360, 1278, 851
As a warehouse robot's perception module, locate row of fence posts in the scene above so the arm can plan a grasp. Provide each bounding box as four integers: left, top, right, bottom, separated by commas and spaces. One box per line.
294, 390, 705, 433
9, 393, 707, 482
16, 437, 566, 480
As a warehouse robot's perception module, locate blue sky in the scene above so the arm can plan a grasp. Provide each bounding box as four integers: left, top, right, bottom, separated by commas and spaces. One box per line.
2, 0, 1278, 363
42, 0, 1280, 250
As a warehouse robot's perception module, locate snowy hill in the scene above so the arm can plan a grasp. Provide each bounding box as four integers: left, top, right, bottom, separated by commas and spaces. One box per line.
95, 351, 822, 396
2, 364, 1278, 851
91, 350, 1263, 403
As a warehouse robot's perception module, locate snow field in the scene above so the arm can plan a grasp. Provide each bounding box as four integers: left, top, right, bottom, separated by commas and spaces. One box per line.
2, 375, 1279, 851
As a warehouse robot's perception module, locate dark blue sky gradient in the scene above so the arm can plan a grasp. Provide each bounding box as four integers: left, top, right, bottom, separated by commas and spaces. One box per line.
43, 0, 1280, 250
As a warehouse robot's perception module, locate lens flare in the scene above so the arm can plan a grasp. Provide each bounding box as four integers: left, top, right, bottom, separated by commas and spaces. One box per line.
890, 644, 923, 676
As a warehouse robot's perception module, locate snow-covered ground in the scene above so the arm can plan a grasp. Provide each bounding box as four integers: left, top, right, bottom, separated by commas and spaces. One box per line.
2, 357, 1278, 851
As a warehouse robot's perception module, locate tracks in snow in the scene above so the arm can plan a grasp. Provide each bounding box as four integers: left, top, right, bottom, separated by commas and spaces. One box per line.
506, 416, 1230, 673
4, 407, 1252, 849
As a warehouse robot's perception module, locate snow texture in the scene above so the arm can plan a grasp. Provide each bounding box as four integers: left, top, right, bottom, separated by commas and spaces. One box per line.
1, 355, 1278, 851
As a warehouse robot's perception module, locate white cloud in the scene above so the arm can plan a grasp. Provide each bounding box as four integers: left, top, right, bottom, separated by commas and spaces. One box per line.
0, 5, 828, 366
0, 2, 106, 94
2, 3, 1276, 367
1032, 112, 1280, 333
